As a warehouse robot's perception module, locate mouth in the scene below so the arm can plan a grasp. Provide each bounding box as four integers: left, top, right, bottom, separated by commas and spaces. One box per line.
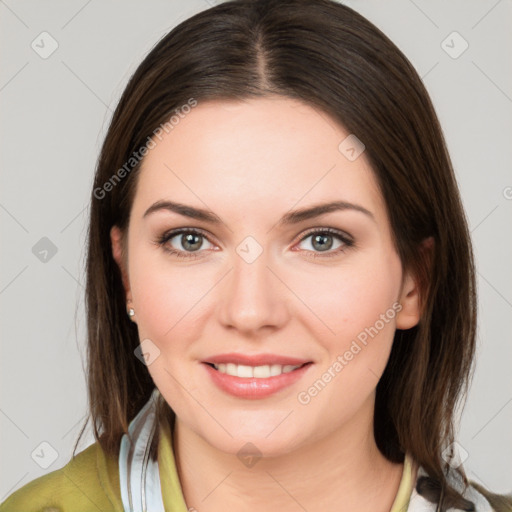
201, 360, 314, 399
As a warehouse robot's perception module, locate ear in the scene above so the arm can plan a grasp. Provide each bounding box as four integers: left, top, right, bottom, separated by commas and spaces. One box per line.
395, 237, 434, 330
395, 270, 421, 330
110, 225, 131, 300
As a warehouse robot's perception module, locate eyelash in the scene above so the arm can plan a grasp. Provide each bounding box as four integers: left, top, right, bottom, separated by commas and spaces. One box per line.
155, 227, 355, 260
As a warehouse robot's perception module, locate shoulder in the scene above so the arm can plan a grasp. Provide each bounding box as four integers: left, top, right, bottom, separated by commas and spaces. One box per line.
0, 441, 123, 512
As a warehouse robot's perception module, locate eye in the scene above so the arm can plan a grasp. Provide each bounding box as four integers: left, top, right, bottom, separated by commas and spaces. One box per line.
295, 228, 354, 258
155, 227, 354, 260
156, 228, 214, 259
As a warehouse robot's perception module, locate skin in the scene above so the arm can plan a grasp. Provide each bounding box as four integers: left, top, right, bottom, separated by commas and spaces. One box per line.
111, 96, 421, 512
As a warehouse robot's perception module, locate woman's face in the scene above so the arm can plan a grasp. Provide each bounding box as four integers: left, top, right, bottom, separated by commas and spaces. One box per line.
111, 96, 420, 456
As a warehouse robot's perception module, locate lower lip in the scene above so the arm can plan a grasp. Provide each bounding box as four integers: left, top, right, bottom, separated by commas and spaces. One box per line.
202, 362, 313, 399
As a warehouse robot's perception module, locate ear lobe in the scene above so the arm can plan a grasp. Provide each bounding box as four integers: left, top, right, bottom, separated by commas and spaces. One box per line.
110, 225, 131, 297
395, 236, 434, 330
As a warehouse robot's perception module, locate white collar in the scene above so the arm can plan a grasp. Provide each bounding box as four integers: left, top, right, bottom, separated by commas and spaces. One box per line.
119, 388, 165, 512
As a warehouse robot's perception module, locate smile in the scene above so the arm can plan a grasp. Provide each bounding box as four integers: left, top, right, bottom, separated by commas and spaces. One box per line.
202, 362, 313, 399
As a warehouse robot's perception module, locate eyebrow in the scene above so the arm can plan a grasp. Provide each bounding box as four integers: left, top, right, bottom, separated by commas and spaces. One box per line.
142, 199, 375, 225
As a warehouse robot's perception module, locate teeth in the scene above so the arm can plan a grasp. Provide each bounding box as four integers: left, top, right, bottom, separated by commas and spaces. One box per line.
213, 363, 301, 378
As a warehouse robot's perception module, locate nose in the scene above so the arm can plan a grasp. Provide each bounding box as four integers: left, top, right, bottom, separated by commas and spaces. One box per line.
217, 247, 289, 336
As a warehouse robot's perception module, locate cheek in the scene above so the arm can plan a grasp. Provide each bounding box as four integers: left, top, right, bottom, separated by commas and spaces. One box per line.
129, 246, 213, 344
293, 252, 402, 342
129, 260, 211, 394
292, 257, 402, 418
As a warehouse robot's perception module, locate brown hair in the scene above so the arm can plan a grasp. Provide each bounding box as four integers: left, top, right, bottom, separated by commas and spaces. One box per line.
76, 0, 489, 507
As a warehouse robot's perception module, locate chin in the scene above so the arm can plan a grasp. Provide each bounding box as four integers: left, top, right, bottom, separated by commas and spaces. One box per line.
196, 424, 307, 460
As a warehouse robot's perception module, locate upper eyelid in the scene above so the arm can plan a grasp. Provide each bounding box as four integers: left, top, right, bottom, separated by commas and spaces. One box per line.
160, 227, 215, 244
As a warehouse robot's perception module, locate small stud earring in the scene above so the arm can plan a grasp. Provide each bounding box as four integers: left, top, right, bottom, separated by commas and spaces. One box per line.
127, 307, 135, 321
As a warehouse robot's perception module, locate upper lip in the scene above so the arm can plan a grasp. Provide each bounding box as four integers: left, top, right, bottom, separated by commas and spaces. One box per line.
203, 353, 312, 367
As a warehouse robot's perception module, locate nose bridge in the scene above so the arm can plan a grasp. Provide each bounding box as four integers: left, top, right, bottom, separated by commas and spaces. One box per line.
218, 238, 288, 333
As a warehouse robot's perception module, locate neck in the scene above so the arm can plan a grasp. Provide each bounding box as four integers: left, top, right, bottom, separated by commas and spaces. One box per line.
172, 399, 407, 512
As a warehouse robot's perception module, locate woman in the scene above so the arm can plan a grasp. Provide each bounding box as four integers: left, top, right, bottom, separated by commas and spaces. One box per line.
1, 0, 510, 510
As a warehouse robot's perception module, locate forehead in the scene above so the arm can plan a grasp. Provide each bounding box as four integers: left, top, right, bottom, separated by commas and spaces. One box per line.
133, 96, 385, 225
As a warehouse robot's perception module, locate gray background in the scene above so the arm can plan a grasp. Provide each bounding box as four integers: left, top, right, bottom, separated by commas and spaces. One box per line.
1, 0, 511, 501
